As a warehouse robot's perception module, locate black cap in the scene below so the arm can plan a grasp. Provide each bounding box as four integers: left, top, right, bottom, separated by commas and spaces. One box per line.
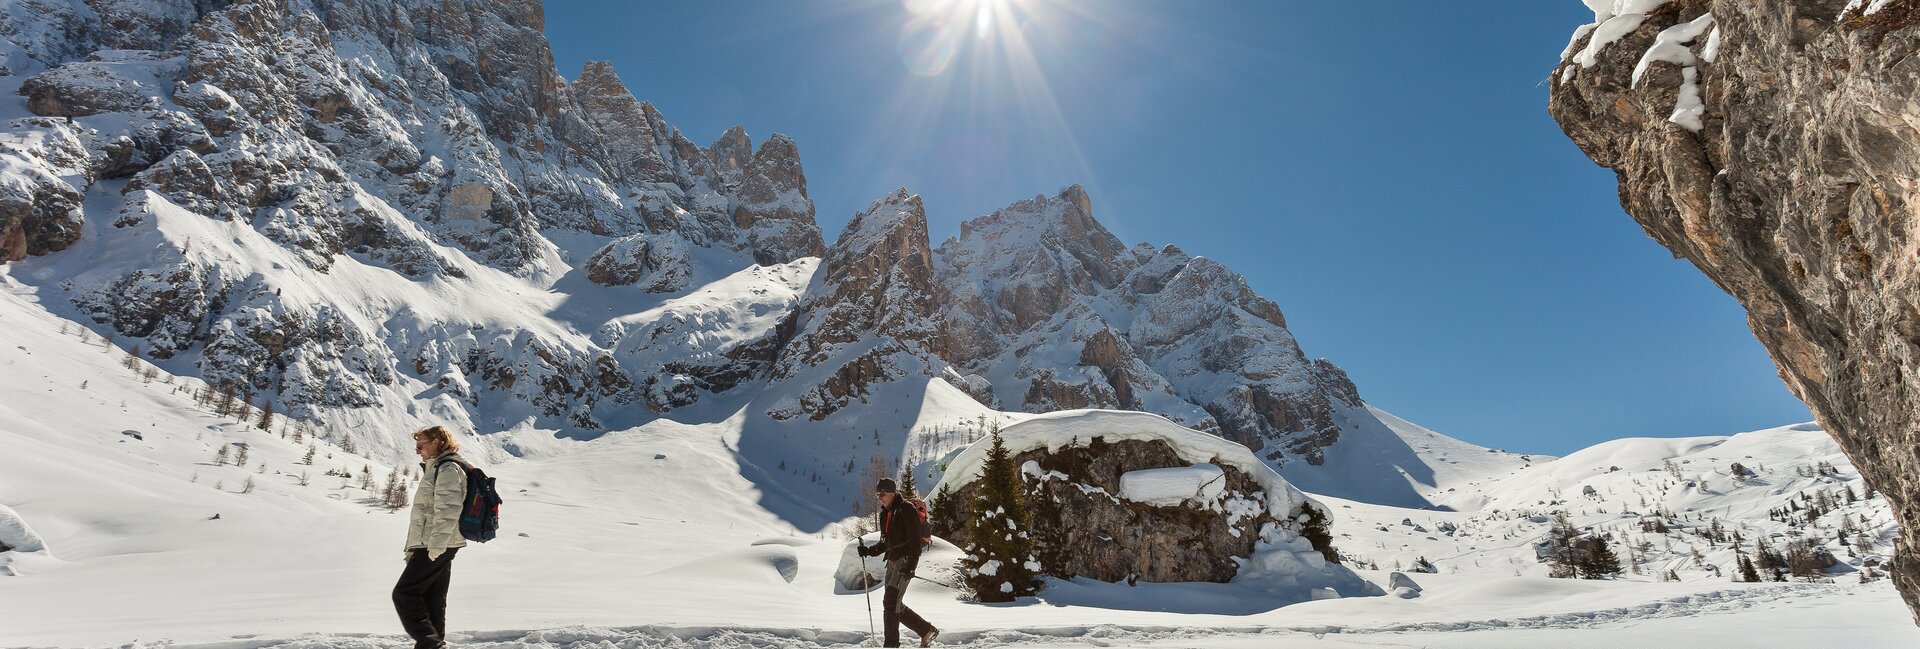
876, 478, 897, 493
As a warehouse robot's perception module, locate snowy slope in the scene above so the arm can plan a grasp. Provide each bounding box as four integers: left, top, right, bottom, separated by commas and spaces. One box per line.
1, 282, 1915, 646
1318, 421, 1898, 588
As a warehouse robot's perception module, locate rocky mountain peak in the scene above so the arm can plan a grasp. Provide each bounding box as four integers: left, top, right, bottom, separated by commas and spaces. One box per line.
764, 187, 938, 420
731, 131, 825, 265
573, 59, 673, 185
707, 125, 752, 183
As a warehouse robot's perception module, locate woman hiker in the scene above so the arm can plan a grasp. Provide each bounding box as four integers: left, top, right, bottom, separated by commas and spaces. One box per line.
857, 478, 939, 647
393, 425, 470, 649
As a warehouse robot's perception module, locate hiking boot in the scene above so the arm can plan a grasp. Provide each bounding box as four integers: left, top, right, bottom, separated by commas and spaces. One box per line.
919, 627, 938, 647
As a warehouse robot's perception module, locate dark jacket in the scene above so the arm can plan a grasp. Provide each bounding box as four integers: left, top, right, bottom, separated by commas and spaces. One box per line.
863, 497, 924, 561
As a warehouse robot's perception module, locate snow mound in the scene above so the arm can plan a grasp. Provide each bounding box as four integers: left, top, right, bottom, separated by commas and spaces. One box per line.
833, 533, 965, 591
0, 503, 47, 555
935, 409, 1309, 519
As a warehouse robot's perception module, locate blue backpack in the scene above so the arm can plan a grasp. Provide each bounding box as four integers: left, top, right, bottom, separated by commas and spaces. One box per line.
436, 457, 502, 543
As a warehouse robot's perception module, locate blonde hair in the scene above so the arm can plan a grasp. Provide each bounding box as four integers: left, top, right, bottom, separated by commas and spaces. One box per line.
413, 425, 460, 453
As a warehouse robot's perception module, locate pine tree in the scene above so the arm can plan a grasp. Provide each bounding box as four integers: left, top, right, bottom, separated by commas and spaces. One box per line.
1578, 535, 1621, 579
1542, 512, 1584, 579
1739, 554, 1762, 582
257, 401, 275, 431
383, 469, 409, 510
960, 425, 1041, 601
1299, 503, 1340, 564
241, 476, 256, 494
930, 483, 962, 537
899, 468, 919, 499
213, 444, 230, 466
302, 445, 316, 466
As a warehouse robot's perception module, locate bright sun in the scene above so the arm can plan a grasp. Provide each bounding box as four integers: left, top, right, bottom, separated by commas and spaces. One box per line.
897, 0, 1030, 77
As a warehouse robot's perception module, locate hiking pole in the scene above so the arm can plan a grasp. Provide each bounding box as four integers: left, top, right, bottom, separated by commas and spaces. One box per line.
863, 566, 876, 648
911, 574, 961, 589
864, 511, 878, 647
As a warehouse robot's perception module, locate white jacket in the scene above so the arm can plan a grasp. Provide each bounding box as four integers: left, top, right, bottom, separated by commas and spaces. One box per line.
405, 451, 468, 556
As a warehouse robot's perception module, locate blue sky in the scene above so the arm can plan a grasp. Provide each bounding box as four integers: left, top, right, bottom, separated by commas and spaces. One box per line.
543, 0, 1813, 455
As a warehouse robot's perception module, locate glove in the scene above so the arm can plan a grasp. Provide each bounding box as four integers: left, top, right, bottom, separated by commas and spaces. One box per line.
857, 543, 876, 557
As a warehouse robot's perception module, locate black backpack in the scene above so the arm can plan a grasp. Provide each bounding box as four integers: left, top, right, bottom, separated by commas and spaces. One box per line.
436, 457, 502, 543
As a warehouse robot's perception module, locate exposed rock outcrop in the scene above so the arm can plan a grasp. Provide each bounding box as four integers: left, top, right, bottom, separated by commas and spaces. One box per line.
765, 188, 940, 420
929, 410, 1378, 600
584, 232, 692, 292
1549, 0, 1920, 621
933, 185, 1365, 465
0, 0, 834, 451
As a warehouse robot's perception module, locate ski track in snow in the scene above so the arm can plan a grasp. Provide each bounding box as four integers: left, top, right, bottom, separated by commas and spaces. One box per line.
144, 583, 1848, 649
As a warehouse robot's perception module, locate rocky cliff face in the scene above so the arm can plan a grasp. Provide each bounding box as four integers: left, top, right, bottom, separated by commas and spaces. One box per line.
1548, 0, 1920, 621
764, 188, 942, 420
0, 0, 825, 452
933, 186, 1366, 466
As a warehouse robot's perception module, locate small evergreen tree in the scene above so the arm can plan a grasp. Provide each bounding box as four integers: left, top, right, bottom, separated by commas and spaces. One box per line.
960, 425, 1041, 601
899, 467, 918, 499
241, 476, 256, 494
1541, 512, 1584, 579
257, 401, 275, 431
213, 444, 230, 466
383, 468, 410, 510
1579, 535, 1621, 579
233, 444, 249, 468
1299, 503, 1341, 565
1739, 554, 1762, 582
302, 445, 316, 465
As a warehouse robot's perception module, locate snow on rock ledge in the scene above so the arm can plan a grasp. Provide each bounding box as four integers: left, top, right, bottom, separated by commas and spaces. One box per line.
931, 410, 1380, 601
1118, 463, 1226, 507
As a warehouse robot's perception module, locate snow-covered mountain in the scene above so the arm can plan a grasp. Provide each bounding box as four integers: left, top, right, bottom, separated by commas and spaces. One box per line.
0, 0, 1523, 509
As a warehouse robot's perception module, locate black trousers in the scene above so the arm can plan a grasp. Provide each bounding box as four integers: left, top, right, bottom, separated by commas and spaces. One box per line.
393, 547, 458, 649
882, 555, 934, 647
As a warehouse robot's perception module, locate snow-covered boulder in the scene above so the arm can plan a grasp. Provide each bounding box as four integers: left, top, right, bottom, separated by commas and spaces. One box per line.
930, 410, 1379, 601
1388, 571, 1422, 598
832, 532, 964, 591
0, 504, 45, 555
0, 503, 51, 576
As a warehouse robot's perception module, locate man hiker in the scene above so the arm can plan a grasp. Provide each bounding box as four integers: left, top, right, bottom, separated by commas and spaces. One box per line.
857, 478, 939, 647
394, 425, 469, 649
